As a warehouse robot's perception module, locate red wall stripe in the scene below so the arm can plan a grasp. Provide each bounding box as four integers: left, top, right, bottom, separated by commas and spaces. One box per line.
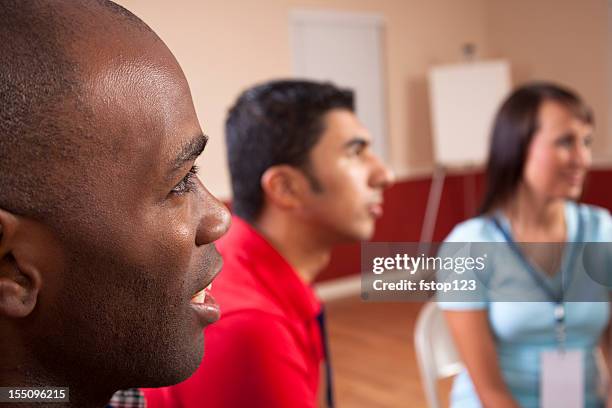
316, 168, 612, 282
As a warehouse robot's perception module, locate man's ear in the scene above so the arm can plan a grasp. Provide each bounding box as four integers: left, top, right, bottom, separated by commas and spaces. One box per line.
261, 165, 310, 211
0, 208, 41, 318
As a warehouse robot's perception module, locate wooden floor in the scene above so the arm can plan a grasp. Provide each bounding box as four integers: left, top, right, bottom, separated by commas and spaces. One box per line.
326, 296, 452, 408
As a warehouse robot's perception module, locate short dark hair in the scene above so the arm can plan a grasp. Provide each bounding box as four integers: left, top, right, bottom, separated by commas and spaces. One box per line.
225, 80, 354, 222
479, 82, 594, 214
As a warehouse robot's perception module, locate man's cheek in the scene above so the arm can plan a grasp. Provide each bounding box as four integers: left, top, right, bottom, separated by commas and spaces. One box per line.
149, 245, 193, 297
119, 226, 191, 270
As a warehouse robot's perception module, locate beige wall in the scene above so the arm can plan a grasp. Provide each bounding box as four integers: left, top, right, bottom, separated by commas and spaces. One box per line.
117, 0, 488, 199
485, 0, 611, 161
116, 0, 610, 199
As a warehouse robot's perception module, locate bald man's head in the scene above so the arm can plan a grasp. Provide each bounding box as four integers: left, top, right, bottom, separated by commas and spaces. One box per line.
0, 1, 230, 405
0, 0, 154, 224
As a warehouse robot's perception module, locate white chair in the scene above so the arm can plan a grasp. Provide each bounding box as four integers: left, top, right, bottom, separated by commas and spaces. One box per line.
414, 302, 463, 408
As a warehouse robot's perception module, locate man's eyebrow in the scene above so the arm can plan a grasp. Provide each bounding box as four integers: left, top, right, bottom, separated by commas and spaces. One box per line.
171, 133, 209, 171
343, 136, 369, 149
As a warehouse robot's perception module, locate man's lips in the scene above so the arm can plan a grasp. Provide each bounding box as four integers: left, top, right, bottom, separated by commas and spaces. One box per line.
191, 283, 212, 304
190, 251, 223, 327
190, 285, 220, 326
368, 202, 384, 218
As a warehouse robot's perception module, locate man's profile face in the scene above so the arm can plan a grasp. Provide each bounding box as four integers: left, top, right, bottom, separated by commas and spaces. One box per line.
299, 109, 394, 243
22, 25, 230, 389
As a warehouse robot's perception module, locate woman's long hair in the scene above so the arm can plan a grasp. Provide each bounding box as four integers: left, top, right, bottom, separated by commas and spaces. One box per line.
478, 82, 594, 215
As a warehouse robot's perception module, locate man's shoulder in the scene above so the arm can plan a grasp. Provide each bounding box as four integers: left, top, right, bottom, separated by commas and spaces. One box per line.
216, 309, 291, 334
207, 310, 304, 357
211, 252, 286, 316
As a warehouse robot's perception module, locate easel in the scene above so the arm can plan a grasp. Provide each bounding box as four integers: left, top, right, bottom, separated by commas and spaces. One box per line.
418, 165, 446, 256
422, 57, 510, 254
418, 165, 480, 256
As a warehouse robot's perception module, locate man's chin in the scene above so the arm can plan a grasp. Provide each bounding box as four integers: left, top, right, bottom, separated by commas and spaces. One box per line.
342, 222, 375, 243
137, 338, 204, 388
360, 219, 377, 240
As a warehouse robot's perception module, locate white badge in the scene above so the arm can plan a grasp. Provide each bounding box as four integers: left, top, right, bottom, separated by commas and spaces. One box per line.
541, 349, 584, 408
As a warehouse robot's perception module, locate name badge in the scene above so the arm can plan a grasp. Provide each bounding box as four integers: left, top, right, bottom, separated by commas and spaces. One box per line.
541, 349, 584, 408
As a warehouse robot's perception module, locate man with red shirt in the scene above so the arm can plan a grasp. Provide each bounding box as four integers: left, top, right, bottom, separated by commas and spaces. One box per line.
144, 80, 394, 407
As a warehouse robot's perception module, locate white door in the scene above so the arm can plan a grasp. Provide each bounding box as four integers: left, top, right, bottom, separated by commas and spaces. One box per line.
291, 10, 388, 161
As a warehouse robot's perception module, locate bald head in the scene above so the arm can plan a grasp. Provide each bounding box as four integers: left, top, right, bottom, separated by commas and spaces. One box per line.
0, 0, 155, 224
0, 1, 230, 404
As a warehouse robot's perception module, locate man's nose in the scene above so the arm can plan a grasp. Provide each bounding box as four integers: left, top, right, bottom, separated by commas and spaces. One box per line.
369, 154, 395, 190
195, 188, 231, 246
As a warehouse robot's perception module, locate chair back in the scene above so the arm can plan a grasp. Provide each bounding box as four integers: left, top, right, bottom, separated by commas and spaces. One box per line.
414, 302, 463, 408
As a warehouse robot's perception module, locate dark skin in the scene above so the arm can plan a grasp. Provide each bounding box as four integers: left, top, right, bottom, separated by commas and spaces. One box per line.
0, 3, 230, 407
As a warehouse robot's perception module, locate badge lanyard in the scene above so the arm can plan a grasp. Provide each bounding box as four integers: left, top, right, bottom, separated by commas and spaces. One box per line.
491, 211, 584, 351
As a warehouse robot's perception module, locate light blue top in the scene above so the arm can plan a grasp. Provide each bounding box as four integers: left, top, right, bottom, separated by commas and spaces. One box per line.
438, 201, 612, 408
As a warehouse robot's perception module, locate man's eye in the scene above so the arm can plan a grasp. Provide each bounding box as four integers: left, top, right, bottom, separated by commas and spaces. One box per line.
349, 142, 367, 156
171, 165, 199, 195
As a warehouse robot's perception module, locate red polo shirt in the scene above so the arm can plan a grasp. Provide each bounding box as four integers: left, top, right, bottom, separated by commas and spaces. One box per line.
143, 217, 324, 408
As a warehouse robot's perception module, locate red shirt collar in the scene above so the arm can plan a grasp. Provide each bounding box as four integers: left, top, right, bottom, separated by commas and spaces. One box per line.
217, 216, 321, 321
